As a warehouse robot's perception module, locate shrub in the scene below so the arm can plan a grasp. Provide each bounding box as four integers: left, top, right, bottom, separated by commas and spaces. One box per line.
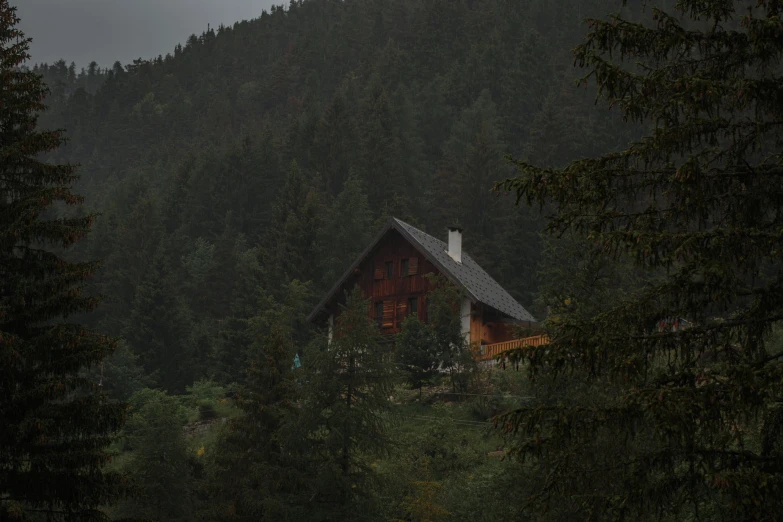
197, 401, 217, 420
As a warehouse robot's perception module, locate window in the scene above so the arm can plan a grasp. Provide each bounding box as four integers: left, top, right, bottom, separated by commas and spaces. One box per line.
408, 297, 418, 317
382, 300, 394, 329
401, 258, 409, 277
386, 261, 394, 279
397, 300, 407, 322
375, 302, 384, 328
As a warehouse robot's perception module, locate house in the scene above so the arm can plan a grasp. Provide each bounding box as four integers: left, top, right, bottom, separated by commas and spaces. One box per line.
307, 218, 538, 353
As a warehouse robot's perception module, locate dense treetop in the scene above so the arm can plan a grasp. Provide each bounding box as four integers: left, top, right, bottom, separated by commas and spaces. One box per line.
9, 0, 783, 520
499, 0, 783, 519
0, 2, 127, 519
31, 0, 632, 393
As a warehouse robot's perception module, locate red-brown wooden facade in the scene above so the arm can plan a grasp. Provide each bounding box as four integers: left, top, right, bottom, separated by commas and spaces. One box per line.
322, 229, 437, 334
319, 228, 520, 345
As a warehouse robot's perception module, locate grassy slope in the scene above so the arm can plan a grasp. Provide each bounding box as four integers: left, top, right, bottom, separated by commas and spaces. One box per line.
107, 367, 532, 519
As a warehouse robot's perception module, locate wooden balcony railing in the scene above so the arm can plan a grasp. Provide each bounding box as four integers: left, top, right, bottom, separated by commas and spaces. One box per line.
472, 334, 550, 362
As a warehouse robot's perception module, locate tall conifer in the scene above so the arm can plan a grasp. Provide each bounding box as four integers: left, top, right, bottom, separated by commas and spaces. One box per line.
207, 286, 308, 521
0, 3, 126, 519
296, 288, 396, 521
499, 1, 783, 519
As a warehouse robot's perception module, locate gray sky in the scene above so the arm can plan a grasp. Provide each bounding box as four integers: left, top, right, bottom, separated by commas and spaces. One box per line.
16, 0, 278, 68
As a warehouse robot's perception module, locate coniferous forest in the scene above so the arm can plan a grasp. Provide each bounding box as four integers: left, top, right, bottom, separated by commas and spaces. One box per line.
3, 0, 783, 520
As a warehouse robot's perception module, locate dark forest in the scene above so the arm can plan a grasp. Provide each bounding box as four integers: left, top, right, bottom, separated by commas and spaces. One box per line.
2, 1, 783, 521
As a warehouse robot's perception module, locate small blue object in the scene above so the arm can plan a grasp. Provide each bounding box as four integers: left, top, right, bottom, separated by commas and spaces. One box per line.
291, 353, 301, 370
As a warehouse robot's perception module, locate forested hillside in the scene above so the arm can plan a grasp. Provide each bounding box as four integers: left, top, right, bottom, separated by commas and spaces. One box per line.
37, 0, 630, 394
8, 0, 783, 520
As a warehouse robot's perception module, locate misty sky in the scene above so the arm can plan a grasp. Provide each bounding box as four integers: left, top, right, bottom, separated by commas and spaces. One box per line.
16, 0, 278, 68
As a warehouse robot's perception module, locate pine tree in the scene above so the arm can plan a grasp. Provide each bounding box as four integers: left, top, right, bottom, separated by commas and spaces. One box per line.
499, 2, 783, 519
112, 391, 192, 522
313, 83, 358, 196
84, 341, 151, 401
264, 160, 327, 294
318, 170, 373, 290
296, 287, 397, 521
525, 92, 580, 169
494, 204, 544, 307
437, 90, 508, 268
396, 315, 439, 396
123, 237, 194, 392
424, 274, 474, 392
0, 3, 127, 519
357, 74, 405, 208
206, 284, 310, 521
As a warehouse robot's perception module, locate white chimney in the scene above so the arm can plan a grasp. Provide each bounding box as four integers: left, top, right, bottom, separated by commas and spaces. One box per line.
447, 226, 463, 263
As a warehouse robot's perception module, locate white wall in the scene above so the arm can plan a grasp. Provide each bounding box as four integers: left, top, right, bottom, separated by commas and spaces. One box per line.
460, 297, 471, 345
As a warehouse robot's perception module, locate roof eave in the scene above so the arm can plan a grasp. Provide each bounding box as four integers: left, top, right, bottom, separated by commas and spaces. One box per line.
306, 218, 396, 323
390, 218, 479, 304
306, 218, 481, 323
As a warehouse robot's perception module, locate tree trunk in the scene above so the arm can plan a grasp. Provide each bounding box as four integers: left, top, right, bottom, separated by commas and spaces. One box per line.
342, 354, 354, 476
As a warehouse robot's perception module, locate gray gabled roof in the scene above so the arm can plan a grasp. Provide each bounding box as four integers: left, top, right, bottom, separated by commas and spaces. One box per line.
307, 217, 536, 323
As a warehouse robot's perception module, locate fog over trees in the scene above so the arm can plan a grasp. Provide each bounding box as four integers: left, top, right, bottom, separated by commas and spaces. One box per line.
17, 0, 277, 67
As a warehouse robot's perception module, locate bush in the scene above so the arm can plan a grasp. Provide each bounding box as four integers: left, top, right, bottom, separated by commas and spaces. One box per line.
198, 401, 217, 420
396, 316, 439, 394
467, 395, 502, 422
185, 379, 226, 406
122, 388, 187, 450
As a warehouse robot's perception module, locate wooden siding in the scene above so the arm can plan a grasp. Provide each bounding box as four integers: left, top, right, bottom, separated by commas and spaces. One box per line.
468, 303, 520, 346
325, 229, 439, 334
473, 334, 550, 362
321, 228, 524, 345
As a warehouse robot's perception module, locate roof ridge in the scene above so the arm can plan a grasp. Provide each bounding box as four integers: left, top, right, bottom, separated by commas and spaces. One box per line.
392, 218, 535, 323
307, 216, 536, 324
392, 217, 475, 262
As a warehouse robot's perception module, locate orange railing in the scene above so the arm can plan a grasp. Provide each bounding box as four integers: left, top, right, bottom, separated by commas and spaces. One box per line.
472, 334, 550, 362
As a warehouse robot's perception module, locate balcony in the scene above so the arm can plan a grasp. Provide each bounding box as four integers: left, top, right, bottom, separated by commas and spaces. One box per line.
472, 334, 550, 362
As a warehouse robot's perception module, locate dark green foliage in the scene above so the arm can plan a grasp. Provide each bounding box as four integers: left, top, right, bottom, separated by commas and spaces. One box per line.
113, 390, 192, 521
123, 237, 195, 393
317, 171, 373, 290
424, 274, 476, 392
0, 4, 127, 519
27, 0, 634, 395
263, 160, 328, 295
535, 233, 645, 326
498, 1, 783, 520
396, 315, 439, 394
295, 287, 397, 521
436, 89, 507, 261
85, 341, 151, 401
206, 291, 307, 522
494, 205, 545, 307
7, 0, 680, 518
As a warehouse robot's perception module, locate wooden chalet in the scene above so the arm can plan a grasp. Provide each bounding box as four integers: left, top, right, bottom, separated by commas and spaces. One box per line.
307, 218, 543, 359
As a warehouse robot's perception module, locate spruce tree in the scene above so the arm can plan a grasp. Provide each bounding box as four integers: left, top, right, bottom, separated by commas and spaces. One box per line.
0, 3, 126, 519
296, 287, 397, 521
313, 85, 357, 197
318, 170, 373, 290
499, 2, 783, 519
123, 236, 194, 392
396, 315, 439, 397
357, 74, 406, 208
206, 291, 307, 522
264, 160, 327, 294
112, 391, 191, 522
424, 274, 474, 392
437, 90, 507, 269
